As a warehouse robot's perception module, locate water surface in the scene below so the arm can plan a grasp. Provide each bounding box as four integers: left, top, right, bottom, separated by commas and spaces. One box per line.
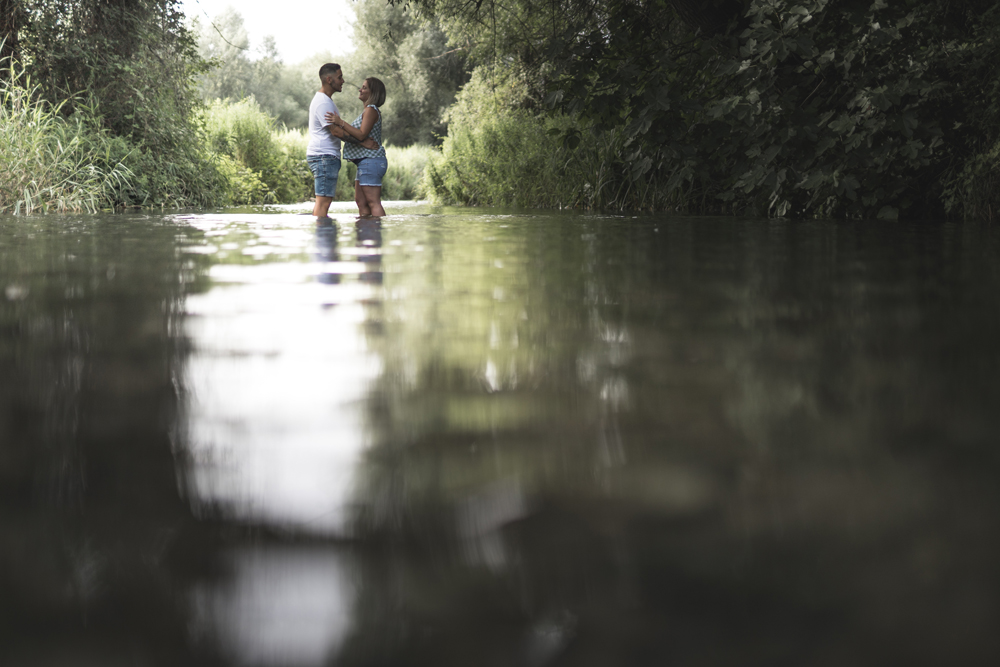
2, 203, 999, 665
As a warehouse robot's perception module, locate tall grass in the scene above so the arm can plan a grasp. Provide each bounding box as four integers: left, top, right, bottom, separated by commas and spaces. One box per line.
1, 68, 133, 215
383, 145, 433, 200
335, 144, 434, 201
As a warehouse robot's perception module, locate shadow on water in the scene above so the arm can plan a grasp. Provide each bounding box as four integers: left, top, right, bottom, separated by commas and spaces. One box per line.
3, 208, 1000, 666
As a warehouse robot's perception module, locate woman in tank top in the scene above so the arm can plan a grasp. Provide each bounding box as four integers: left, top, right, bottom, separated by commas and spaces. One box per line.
326, 78, 388, 217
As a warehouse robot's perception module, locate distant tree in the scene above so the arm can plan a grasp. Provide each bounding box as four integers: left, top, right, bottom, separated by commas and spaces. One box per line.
195, 8, 254, 100
195, 8, 305, 128
347, 0, 470, 146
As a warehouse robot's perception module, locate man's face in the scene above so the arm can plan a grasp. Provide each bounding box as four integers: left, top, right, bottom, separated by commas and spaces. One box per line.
329, 69, 344, 93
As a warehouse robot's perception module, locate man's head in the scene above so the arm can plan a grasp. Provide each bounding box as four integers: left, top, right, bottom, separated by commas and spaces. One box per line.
319, 63, 344, 93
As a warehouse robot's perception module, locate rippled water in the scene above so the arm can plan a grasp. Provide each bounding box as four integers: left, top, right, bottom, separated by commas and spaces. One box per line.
3, 203, 1000, 665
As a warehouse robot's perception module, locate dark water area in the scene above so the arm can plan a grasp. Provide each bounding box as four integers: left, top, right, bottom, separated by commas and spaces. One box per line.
2, 202, 1000, 666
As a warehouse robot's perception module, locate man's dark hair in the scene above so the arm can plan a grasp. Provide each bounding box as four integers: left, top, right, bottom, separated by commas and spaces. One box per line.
319, 63, 341, 80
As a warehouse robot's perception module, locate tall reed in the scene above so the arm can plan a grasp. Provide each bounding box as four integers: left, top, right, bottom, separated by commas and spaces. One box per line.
1, 65, 133, 215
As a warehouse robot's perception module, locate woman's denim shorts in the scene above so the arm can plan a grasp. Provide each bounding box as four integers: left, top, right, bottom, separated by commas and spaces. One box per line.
354, 156, 388, 187
307, 155, 341, 198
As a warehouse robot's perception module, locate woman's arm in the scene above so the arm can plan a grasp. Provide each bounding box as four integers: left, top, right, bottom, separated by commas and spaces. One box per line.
326, 107, 378, 142
326, 116, 378, 149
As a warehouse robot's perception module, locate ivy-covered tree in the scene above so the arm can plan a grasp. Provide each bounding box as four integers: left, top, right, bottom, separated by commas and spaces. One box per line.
408, 0, 1000, 218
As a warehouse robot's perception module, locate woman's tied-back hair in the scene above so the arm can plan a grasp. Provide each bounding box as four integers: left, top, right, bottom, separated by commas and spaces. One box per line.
365, 77, 387, 107
319, 63, 341, 80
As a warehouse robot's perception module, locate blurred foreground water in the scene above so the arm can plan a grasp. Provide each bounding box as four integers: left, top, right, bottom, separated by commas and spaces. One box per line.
2, 203, 1000, 666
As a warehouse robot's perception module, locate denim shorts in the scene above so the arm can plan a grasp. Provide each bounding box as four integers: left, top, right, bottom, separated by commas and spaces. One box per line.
307, 155, 341, 198
354, 156, 388, 188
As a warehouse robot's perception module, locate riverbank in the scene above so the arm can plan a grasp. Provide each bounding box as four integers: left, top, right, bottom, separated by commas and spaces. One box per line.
0, 73, 433, 215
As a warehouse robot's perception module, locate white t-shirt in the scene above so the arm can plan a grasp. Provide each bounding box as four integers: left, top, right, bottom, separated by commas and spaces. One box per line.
307, 92, 341, 157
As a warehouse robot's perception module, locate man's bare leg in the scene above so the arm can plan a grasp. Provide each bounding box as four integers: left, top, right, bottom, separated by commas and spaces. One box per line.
314, 195, 334, 219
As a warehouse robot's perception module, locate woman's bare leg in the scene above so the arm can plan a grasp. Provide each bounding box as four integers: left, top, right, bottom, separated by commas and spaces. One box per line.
361, 185, 385, 217
354, 181, 371, 217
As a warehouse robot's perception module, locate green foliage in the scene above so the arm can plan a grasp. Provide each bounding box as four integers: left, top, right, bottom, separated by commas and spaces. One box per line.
409, 0, 1000, 219
425, 64, 686, 210
194, 10, 306, 128
109, 140, 228, 209
15, 0, 203, 155
677, 0, 982, 218
426, 70, 586, 208
199, 97, 312, 205
942, 141, 1000, 223
4, 0, 239, 210
383, 145, 435, 200
0, 68, 132, 214
341, 0, 470, 146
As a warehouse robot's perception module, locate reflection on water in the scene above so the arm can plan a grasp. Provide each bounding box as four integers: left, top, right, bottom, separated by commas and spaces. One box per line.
179, 216, 383, 535
3, 208, 1000, 665
191, 545, 356, 666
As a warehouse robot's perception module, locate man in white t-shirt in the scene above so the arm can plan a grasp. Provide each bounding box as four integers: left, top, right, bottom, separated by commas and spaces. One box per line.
307, 63, 379, 219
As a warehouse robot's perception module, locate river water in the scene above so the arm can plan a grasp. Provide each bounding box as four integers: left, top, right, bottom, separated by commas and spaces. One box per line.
2, 203, 999, 665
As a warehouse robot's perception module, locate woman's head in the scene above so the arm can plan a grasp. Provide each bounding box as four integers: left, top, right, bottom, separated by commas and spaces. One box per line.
360, 77, 386, 107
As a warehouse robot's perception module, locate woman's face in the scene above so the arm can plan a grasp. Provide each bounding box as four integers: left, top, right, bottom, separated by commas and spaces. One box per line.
358, 81, 370, 103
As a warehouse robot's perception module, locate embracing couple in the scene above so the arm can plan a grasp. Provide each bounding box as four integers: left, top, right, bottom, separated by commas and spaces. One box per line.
307, 63, 388, 219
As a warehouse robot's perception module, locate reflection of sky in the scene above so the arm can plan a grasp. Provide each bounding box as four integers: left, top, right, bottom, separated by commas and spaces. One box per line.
191, 545, 356, 666
179, 215, 382, 535
178, 214, 382, 665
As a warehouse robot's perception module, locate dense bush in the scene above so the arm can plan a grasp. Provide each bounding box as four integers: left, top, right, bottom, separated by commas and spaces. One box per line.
200, 97, 313, 205
424, 69, 678, 210
3, 0, 233, 210
412, 0, 1000, 219
426, 109, 581, 208
12, 0, 201, 155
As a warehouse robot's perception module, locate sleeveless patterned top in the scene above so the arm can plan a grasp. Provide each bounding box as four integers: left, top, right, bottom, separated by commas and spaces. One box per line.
342, 105, 386, 161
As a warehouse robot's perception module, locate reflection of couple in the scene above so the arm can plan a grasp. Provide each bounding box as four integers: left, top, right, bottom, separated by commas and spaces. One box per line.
307, 63, 388, 219
315, 219, 383, 286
